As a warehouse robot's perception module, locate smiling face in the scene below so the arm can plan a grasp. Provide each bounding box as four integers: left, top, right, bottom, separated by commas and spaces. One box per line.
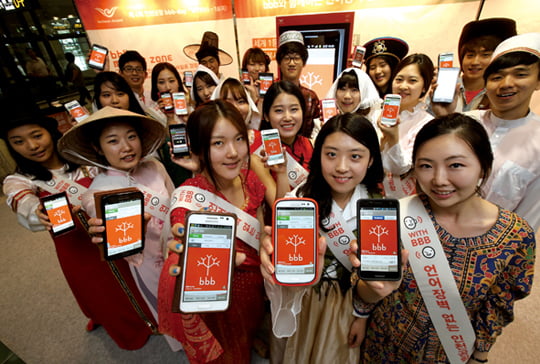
157, 68, 180, 94
7, 124, 57, 166
99, 81, 130, 110
414, 133, 483, 212
486, 62, 540, 120
368, 57, 392, 91
265, 92, 303, 145
195, 77, 216, 104
200, 55, 219, 76
336, 85, 361, 113
279, 53, 304, 83
321, 131, 372, 205
392, 63, 425, 112
120, 61, 147, 91
247, 59, 266, 81
97, 121, 142, 171
209, 118, 248, 186
461, 47, 493, 85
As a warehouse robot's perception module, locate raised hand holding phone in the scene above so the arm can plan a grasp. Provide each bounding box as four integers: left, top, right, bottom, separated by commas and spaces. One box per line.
40, 192, 76, 236
380, 94, 401, 127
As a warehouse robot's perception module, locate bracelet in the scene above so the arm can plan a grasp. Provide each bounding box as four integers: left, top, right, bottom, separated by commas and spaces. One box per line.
471, 356, 488, 363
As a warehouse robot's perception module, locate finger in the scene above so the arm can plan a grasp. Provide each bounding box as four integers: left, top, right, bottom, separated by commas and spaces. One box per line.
167, 239, 184, 254
72, 205, 82, 214
235, 252, 246, 266
91, 235, 103, 244
169, 264, 181, 276
88, 225, 105, 235
171, 223, 185, 239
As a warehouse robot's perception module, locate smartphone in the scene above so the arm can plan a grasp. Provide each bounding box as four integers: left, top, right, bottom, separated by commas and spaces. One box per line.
179, 212, 236, 313
261, 128, 285, 165
357, 199, 401, 281
184, 71, 193, 88
259, 72, 274, 97
64, 100, 89, 123
99, 189, 145, 260
273, 198, 318, 286
380, 94, 401, 126
88, 44, 108, 71
320, 98, 338, 123
352, 46, 366, 68
432, 67, 460, 103
172, 92, 188, 115
438, 52, 454, 69
159, 92, 174, 113
241, 69, 250, 85
41, 192, 76, 236
169, 124, 190, 158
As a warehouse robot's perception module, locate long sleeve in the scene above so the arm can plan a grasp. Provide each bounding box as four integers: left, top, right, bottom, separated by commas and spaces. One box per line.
3, 174, 44, 231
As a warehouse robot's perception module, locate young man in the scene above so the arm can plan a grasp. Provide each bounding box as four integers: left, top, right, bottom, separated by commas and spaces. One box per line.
183, 31, 232, 80
276, 30, 321, 138
119, 50, 150, 108
467, 32, 540, 231
455, 18, 516, 111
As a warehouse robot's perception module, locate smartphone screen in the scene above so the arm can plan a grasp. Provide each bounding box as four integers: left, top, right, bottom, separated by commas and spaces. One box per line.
259, 73, 274, 96
438, 52, 454, 69
64, 100, 89, 123
184, 71, 193, 87
180, 213, 236, 313
380, 94, 401, 126
102, 192, 144, 260
41, 192, 76, 236
241, 69, 250, 85
273, 198, 318, 285
432, 67, 460, 103
172, 92, 188, 115
169, 124, 190, 157
352, 46, 366, 68
320, 98, 338, 123
357, 199, 401, 281
88, 44, 108, 70
261, 129, 284, 165
160, 92, 174, 112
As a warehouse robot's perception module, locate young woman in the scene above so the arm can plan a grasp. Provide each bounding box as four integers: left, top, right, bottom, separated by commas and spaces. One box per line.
150, 62, 190, 125
241, 47, 271, 105
212, 77, 261, 129
158, 100, 266, 363
93, 71, 146, 115
191, 64, 219, 108
2, 110, 157, 350
260, 113, 384, 363
58, 106, 181, 351
350, 113, 535, 363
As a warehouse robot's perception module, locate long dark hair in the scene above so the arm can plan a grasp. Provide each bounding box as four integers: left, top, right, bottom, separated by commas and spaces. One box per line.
150, 62, 186, 101
93, 72, 146, 115
186, 100, 250, 189
260, 80, 306, 134
298, 113, 383, 226
366, 54, 399, 97
392, 53, 434, 98
193, 71, 218, 107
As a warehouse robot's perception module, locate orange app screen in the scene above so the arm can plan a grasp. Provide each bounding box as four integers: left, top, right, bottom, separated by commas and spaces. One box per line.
275, 207, 316, 274
382, 104, 399, 119
183, 223, 233, 302
321, 99, 338, 123
174, 97, 186, 110
259, 75, 273, 95
104, 199, 143, 255
440, 60, 453, 68
359, 208, 399, 272
263, 134, 281, 156
90, 49, 105, 64
70, 106, 85, 118
44, 196, 75, 234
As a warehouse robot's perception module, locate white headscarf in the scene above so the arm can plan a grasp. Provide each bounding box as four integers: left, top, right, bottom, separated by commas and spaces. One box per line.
326, 67, 381, 113
211, 77, 261, 129
190, 64, 220, 104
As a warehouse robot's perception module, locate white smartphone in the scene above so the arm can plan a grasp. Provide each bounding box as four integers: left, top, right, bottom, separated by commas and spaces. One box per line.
438, 52, 454, 69
352, 46, 366, 68
380, 94, 401, 126
320, 98, 338, 123
179, 212, 236, 313
432, 67, 460, 103
172, 92, 188, 115
261, 128, 285, 165
64, 100, 89, 123
273, 198, 318, 286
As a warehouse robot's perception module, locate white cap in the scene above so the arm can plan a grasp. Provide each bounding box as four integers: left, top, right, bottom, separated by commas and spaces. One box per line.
491, 32, 540, 61
279, 31, 304, 47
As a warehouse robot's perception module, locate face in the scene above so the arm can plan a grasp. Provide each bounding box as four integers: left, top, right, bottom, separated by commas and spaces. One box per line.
209, 118, 248, 185
200, 56, 219, 76
120, 61, 147, 90
247, 59, 266, 81
98, 121, 142, 171
321, 131, 372, 204
461, 47, 493, 83
266, 92, 303, 145
279, 53, 304, 82
157, 68, 180, 94
392, 64, 425, 112
336, 84, 361, 113
486, 62, 540, 120
224, 91, 250, 122
368, 57, 392, 90
195, 77, 216, 104
99, 82, 130, 110
414, 133, 482, 211
7, 124, 56, 165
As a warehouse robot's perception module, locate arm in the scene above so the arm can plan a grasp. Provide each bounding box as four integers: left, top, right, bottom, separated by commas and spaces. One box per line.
3, 174, 45, 232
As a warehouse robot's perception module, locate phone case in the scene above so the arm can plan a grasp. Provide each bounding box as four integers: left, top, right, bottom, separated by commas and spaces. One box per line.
172, 211, 237, 313
40, 192, 76, 237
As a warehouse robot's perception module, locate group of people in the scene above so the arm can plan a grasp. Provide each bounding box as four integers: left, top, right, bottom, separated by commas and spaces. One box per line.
2, 16, 539, 364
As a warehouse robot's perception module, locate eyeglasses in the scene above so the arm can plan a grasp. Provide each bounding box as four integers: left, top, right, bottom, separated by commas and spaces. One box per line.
283, 55, 302, 64
122, 66, 145, 73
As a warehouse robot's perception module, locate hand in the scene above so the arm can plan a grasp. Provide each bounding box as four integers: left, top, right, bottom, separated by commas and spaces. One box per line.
168, 141, 200, 172
377, 114, 400, 149
36, 204, 52, 230
259, 148, 287, 175
430, 82, 460, 117
348, 317, 367, 348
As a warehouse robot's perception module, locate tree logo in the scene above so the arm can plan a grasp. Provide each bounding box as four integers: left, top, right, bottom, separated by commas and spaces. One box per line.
197, 254, 220, 276
369, 225, 388, 243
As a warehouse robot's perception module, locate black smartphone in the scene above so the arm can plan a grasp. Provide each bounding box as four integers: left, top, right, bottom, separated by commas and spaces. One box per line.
357, 199, 401, 281
98, 189, 145, 260
88, 44, 108, 71
169, 124, 190, 158
184, 71, 193, 88
40, 192, 76, 236
241, 69, 250, 85
259, 72, 274, 97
